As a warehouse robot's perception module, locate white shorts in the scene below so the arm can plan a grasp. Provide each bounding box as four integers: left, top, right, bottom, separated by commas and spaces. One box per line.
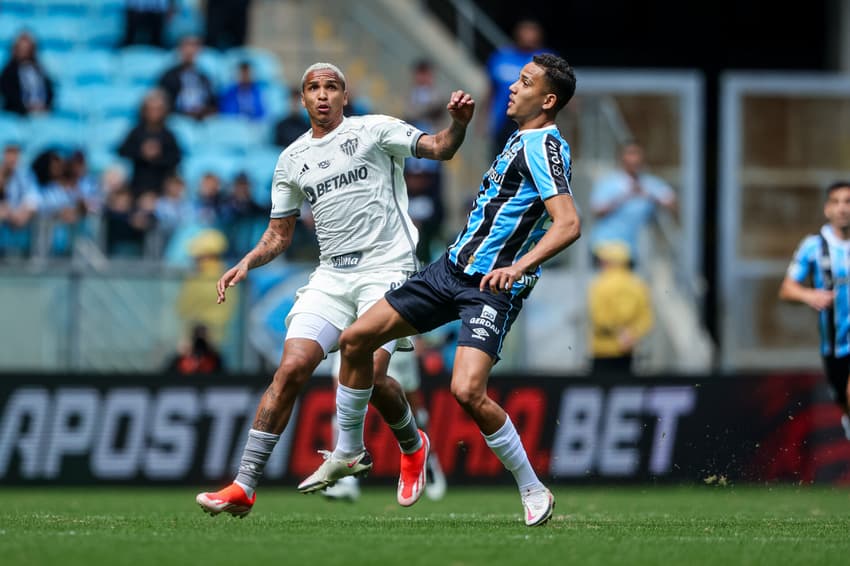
285, 266, 413, 352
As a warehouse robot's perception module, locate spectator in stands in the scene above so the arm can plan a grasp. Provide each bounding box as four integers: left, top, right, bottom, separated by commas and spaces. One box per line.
590, 141, 677, 263
166, 323, 225, 375
158, 35, 217, 120
119, 89, 182, 197
155, 174, 194, 239
222, 171, 265, 258
587, 241, 654, 375
30, 149, 88, 256
406, 59, 444, 129
0, 143, 37, 255
104, 187, 157, 257
194, 172, 227, 227
282, 202, 320, 263
342, 87, 372, 117
484, 20, 547, 155
273, 88, 309, 148
0, 32, 54, 116
404, 59, 445, 264
204, 0, 252, 50
219, 61, 266, 120
122, 0, 174, 48
66, 151, 101, 216
176, 229, 234, 347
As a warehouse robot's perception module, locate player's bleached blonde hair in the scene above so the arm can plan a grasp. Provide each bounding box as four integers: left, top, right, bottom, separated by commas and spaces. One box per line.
300, 62, 347, 90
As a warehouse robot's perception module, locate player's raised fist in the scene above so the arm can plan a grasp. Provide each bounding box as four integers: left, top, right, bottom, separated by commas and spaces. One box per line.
447, 90, 475, 125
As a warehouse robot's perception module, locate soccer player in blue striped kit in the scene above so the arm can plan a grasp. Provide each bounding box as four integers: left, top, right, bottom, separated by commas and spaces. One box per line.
780, 180, 850, 439
300, 53, 579, 526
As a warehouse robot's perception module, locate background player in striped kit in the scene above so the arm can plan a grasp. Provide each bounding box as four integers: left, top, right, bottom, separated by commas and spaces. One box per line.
780, 180, 850, 439
302, 53, 579, 526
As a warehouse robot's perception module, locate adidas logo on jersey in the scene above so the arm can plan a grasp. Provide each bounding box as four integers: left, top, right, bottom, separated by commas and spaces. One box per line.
299, 163, 310, 176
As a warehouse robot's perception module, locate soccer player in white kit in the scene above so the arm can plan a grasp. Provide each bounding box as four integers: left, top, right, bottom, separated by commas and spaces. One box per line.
196, 62, 474, 517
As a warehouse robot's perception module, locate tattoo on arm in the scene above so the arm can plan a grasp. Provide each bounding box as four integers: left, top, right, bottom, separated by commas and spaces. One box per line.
245, 218, 295, 269
418, 120, 467, 161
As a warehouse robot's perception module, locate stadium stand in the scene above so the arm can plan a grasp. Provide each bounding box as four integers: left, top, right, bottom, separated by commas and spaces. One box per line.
0, 0, 287, 267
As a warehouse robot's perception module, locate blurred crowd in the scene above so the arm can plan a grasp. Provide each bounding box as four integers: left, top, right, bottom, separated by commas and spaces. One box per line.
0, 1, 388, 267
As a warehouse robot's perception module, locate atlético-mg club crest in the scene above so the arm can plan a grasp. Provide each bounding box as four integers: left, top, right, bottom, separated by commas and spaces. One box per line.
340, 137, 359, 156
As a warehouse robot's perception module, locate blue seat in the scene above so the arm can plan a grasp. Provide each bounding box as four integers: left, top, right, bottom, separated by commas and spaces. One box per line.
43, 49, 115, 85
195, 49, 228, 89
52, 83, 89, 119
225, 47, 283, 86
0, 112, 26, 147
261, 83, 291, 123
164, 2, 204, 47
0, 16, 32, 46
25, 115, 86, 153
166, 114, 203, 153
86, 116, 133, 151
116, 46, 172, 86
83, 83, 148, 120
82, 13, 124, 48
181, 153, 242, 196
1, 1, 37, 17
38, 1, 90, 17
202, 116, 266, 149
31, 16, 86, 51
237, 145, 282, 206
85, 148, 123, 177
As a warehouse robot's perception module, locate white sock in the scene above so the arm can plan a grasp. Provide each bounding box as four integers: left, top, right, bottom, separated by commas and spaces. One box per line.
482, 416, 543, 492
333, 384, 372, 457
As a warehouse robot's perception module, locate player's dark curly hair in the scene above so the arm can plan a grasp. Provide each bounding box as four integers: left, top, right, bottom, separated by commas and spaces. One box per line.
827, 180, 850, 198
533, 53, 576, 112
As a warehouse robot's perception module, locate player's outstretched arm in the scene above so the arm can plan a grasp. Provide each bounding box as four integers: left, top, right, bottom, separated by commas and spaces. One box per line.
216, 216, 296, 304
778, 276, 834, 312
479, 195, 581, 294
416, 90, 475, 161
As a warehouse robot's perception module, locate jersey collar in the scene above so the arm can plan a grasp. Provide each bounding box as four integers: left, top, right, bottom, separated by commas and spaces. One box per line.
821, 224, 850, 248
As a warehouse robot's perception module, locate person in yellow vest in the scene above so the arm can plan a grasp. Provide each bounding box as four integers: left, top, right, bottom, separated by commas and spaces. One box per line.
588, 241, 653, 375
176, 228, 235, 347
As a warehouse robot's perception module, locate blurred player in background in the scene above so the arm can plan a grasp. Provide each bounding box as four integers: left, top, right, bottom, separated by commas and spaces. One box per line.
780, 180, 850, 439
323, 347, 447, 502
196, 62, 474, 517
303, 53, 578, 526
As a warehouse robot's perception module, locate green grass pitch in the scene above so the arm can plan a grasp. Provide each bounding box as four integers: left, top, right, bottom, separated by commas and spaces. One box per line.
1, 486, 849, 565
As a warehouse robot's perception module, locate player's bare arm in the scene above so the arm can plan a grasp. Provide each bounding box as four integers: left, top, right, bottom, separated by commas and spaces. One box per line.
216, 216, 296, 303
480, 194, 580, 293
416, 90, 475, 161
779, 276, 835, 312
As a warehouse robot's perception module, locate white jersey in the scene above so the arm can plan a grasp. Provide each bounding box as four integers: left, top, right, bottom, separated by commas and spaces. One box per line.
271, 115, 425, 273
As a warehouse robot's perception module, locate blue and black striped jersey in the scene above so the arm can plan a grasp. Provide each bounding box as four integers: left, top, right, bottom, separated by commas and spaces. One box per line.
788, 224, 850, 357
448, 125, 572, 276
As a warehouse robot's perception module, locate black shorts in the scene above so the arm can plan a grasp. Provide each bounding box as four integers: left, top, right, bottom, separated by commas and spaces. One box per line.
822, 355, 850, 408
385, 254, 535, 360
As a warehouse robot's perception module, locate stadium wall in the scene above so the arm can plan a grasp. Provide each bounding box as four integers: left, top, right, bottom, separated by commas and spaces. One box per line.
1, 372, 848, 485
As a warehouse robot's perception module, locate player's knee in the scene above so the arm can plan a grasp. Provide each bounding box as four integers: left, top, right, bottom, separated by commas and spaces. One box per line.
450, 382, 486, 410
273, 356, 312, 389
339, 328, 373, 361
